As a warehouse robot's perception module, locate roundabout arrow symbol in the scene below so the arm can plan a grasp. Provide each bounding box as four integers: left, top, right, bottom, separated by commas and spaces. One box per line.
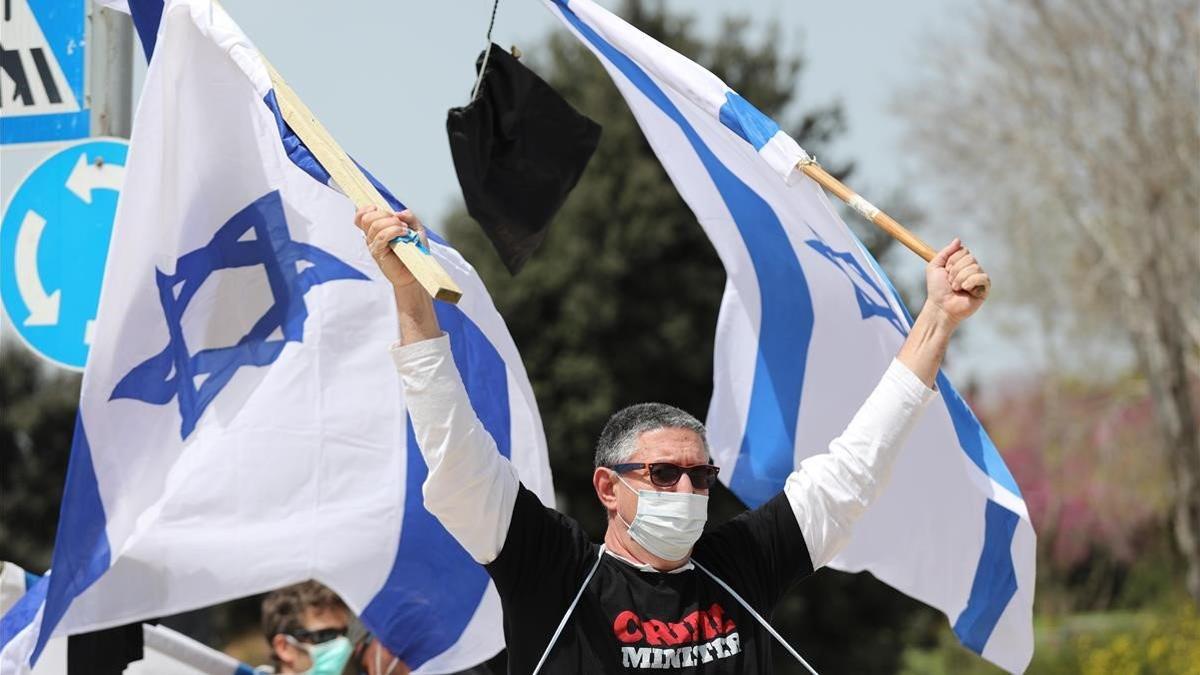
15, 209, 60, 326
66, 153, 125, 204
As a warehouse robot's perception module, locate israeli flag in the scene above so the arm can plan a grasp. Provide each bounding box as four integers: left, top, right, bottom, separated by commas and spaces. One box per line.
544, 1, 1035, 671
0, 1, 553, 673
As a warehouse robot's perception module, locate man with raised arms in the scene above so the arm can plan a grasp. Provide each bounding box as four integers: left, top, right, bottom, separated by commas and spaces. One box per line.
356, 206, 990, 674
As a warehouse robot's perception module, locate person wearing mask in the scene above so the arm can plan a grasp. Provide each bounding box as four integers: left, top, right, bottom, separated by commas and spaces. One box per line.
261, 581, 356, 675
356, 207, 989, 673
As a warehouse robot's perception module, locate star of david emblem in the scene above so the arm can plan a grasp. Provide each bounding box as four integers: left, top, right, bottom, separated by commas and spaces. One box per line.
805, 227, 906, 336
110, 190, 368, 439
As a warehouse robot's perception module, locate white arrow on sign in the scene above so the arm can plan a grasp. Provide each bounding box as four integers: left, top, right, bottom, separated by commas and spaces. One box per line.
15, 210, 60, 326
65, 153, 125, 204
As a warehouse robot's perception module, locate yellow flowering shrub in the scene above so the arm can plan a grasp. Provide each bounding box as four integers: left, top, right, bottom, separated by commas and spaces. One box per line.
1075, 608, 1200, 675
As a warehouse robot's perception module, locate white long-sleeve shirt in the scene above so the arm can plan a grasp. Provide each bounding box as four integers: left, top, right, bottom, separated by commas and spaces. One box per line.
391, 334, 936, 570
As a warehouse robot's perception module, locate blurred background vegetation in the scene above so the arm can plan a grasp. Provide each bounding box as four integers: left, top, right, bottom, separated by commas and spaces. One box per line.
2, 0, 1196, 672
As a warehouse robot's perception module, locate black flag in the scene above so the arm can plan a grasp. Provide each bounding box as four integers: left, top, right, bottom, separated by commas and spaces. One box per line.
447, 44, 601, 274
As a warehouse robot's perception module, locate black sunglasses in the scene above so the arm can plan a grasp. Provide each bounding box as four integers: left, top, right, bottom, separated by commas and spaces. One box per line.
610, 462, 720, 489
290, 626, 348, 645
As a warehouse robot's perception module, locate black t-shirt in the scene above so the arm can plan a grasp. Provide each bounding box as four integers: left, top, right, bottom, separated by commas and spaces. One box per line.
485, 485, 814, 673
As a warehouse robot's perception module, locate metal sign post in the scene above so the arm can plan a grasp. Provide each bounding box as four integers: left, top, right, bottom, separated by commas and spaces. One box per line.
88, 2, 133, 138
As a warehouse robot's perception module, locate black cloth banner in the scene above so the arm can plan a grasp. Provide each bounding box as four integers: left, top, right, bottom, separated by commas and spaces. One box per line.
447, 44, 601, 274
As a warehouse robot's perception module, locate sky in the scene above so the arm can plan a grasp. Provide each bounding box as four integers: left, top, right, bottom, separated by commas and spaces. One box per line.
213, 0, 966, 231
7, 0, 1033, 384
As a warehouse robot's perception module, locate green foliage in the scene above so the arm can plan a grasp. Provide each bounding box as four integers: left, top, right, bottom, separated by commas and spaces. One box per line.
1067, 606, 1200, 675
902, 604, 1200, 675
0, 342, 81, 571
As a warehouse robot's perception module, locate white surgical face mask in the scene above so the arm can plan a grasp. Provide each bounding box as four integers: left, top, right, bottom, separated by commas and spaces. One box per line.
615, 474, 708, 561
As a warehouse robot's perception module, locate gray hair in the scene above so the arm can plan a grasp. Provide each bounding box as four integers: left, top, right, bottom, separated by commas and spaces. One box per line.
594, 402, 709, 468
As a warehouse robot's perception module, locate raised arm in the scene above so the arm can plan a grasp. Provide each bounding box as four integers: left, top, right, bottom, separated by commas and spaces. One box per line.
896, 238, 990, 388
357, 206, 442, 344
357, 207, 519, 564
787, 238, 990, 568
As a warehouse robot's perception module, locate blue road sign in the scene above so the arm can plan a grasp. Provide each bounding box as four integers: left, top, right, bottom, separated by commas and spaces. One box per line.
0, 138, 127, 369
0, 0, 89, 144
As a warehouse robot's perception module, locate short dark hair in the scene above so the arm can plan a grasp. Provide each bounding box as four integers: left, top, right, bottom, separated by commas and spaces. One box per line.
261, 580, 347, 654
594, 402, 709, 468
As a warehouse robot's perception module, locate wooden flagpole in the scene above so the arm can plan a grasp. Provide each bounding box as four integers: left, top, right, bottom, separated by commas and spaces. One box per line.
796, 159, 987, 299
263, 60, 464, 304
796, 159, 936, 262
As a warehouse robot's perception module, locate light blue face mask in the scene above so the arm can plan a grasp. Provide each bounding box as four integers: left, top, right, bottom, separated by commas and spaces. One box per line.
286, 635, 353, 675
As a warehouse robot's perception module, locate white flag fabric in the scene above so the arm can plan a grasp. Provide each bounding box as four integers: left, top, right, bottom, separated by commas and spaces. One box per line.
543, 1, 1035, 671
0, 1, 553, 672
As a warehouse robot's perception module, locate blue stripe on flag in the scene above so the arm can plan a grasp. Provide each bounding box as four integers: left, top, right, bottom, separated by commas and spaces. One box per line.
0, 575, 47, 650
32, 418, 112, 662
953, 499, 1020, 653
432, 302, 514, 468
361, 307, 511, 668
718, 92, 780, 151
128, 0, 165, 61
935, 372, 1021, 496
554, 0, 814, 507
264, 92, 336, 187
